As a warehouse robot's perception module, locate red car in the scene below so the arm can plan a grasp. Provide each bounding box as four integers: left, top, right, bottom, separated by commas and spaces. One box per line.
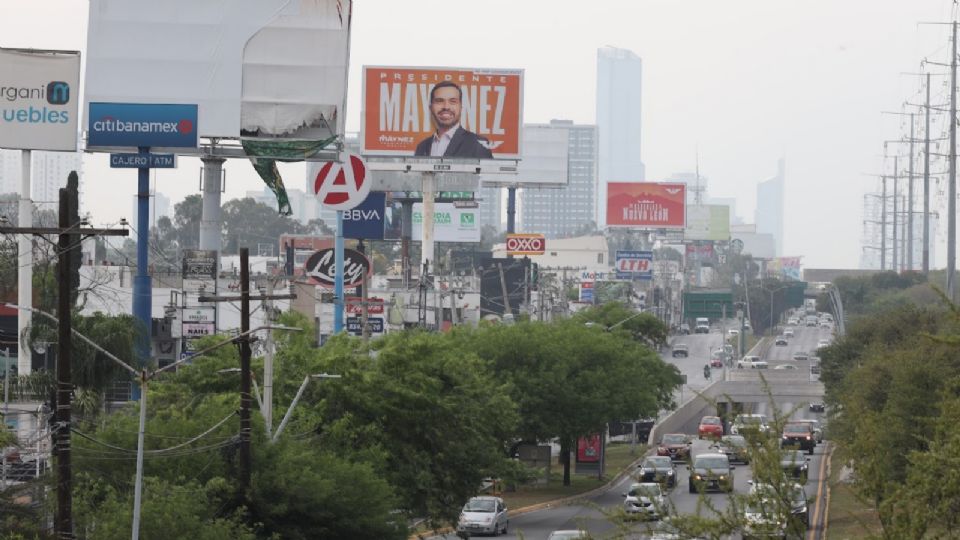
698, 416, 724, 440
656, 433, 691, 461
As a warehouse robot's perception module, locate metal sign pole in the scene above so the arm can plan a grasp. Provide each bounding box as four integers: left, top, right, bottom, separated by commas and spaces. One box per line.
133, 147, 152, 383
334, 211, 345, 333
422, 172, 436, 268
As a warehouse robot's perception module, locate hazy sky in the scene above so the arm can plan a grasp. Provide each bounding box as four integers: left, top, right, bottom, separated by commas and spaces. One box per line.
2, 0, 956, 268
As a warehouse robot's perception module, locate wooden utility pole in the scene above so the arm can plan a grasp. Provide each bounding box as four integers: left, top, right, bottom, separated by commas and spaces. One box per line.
1, 185, 127, 539
197, 248, 294, 495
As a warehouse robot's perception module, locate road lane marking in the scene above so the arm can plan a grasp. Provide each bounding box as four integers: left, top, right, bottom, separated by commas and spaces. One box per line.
807, 442, 831, 540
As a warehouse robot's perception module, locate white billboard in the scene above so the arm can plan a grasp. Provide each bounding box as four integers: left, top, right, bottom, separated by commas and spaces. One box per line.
411, 203, 481, 243
0, 48, 80, 152
85, 0, 351, 144
483, 122, 569, 187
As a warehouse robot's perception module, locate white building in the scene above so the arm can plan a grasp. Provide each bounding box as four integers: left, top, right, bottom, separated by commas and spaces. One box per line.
520, 120, 598, 237
0, 149, 83, 210
596, 47, 645, 228
492, 235, 610, 274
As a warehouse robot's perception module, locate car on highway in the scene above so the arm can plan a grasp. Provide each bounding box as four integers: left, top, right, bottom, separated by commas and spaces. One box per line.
742, 497, 789, 539
780, 449, 811, 483
688, 452, 735, 493
787, 317, 799, 326
794, 419, 824, 444
773, 364, 797, 371
657, 433, 692, 462
729, 328, 740, 337
698, 415, 724, 440
456, 496, 509, 537
623, 482, 666, 520
712, 434, 750, 464
738, 356, 768, 369
731, 414, 769, 436
808, 402, 825, 413
710, 354, 724, 368
783, 327, 795, 338
678, 323, 691, 335
547, 530, 588, 540
792, 351, 809, 361
809, 362, 821, 375
637, 456, 677, 487
816, 339, 830, 350
774, 336, 788, 346
744, 320, 752, 331
805, 315, 819, 327
671, 343, 689, 358
781, 422, 816, 454
749, 481, 810, 529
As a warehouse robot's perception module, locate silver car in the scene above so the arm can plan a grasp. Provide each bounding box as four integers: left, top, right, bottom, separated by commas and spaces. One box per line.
623, 482, 666, 519
456, 496, 509, 536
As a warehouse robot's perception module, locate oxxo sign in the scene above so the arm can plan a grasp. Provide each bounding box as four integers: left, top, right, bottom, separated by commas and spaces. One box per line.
314, 153, 371, 211
506, 233, 545, 256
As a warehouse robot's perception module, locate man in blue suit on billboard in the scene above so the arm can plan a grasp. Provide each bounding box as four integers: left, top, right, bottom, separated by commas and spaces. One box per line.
414, 81, 494, 159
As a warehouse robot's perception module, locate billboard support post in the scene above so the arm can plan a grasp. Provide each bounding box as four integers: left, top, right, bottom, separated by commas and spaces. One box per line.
134, 147, 152, 376
401, 201, 413, 288
200, 155, 225, 253
17, 150, 31, 375
507, 187, 517, 234
422, 173, 436, 268
334, 212, 344, 334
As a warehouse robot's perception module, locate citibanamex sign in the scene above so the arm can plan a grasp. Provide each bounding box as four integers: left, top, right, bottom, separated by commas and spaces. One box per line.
506, 233, 546, 255
304, 248, 371, 288
313, 153, 371, 211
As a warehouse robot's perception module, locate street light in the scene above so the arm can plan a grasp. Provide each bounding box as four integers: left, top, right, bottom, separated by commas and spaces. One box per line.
762, 284, 792, 336
272, 373, 341, 441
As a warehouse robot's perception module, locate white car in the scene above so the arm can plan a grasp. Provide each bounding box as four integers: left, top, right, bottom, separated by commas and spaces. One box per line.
547, 531, 588, 540
783, 327, 795, 338
728, 328, 740, 337
457, 496, 509, 536
738, 355, 767, 369
731, 413, 769, 435
817, 339, 830, 350
774, 364, 798, 370
623, 482, 666, 519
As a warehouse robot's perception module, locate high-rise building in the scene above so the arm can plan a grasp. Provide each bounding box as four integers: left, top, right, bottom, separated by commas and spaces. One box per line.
477, 186, 502, 232
131, 190, 172, 228
0, 150, 82, 210
520, 120, 597, 238
596, 47, 645, 228
755, 158, 785, 256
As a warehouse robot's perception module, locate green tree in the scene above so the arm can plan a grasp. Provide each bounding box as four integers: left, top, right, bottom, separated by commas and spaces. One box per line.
315, 331, 518, 526
220, 198, 308, 255
173, 194, 202, 250
572, 301, 670, 348
467, 319, 681, 485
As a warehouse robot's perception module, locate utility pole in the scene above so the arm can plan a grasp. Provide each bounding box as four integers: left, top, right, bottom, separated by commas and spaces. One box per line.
893, 155, 899, 273
924, 72, 932, 276
949, 20, 958, 301
1, 186, 128, 539
197, 249, 294, 496
881, 175, 888, 271
908, 113, 915, 271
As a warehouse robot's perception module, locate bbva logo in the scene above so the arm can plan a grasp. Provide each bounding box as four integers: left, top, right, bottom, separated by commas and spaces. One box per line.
46, 82, 70, 105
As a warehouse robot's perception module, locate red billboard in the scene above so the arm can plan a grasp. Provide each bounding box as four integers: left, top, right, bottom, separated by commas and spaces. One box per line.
606, 182, 686, 229
576, 434, 602, 463
361, 66, 523, 159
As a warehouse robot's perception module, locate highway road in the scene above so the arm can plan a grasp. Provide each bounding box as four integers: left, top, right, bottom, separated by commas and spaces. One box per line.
436, 321, 833, 540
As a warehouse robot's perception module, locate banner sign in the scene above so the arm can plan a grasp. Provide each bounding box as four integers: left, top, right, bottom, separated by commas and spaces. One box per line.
342, 192, 386, 239
88, 102, 198, 148
579, 281, 594, 303
182, 322, 215, 338
615, 250, 653, 280
576, 434, 602, 463
685, 204, 730, 241
506, 233, 545, 255
346, 316, 384, 335
182, 306, 215, 324
109, 152, 176, 168
361, 66, 523, 159
304, 248, 371, 288
0, 47, 81, 152
409, 203, 480, 243
685, 243, 715, 262
768, 256, 802, 281
182, 250, 217, 279
606, 182, 686, 229
345, 297, 385, 315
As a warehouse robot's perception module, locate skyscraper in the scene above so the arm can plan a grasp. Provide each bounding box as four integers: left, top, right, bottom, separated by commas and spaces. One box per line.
521, 120, 597, 237
596, 47, 645, 228
0, 150, 83, 210
756, 158, 785, 256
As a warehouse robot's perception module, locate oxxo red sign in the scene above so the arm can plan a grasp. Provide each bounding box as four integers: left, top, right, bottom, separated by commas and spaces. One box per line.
345, 297, 384, 315
314, 153, 371, 211
606, 182, 686, 229
506, 233, 545, 255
